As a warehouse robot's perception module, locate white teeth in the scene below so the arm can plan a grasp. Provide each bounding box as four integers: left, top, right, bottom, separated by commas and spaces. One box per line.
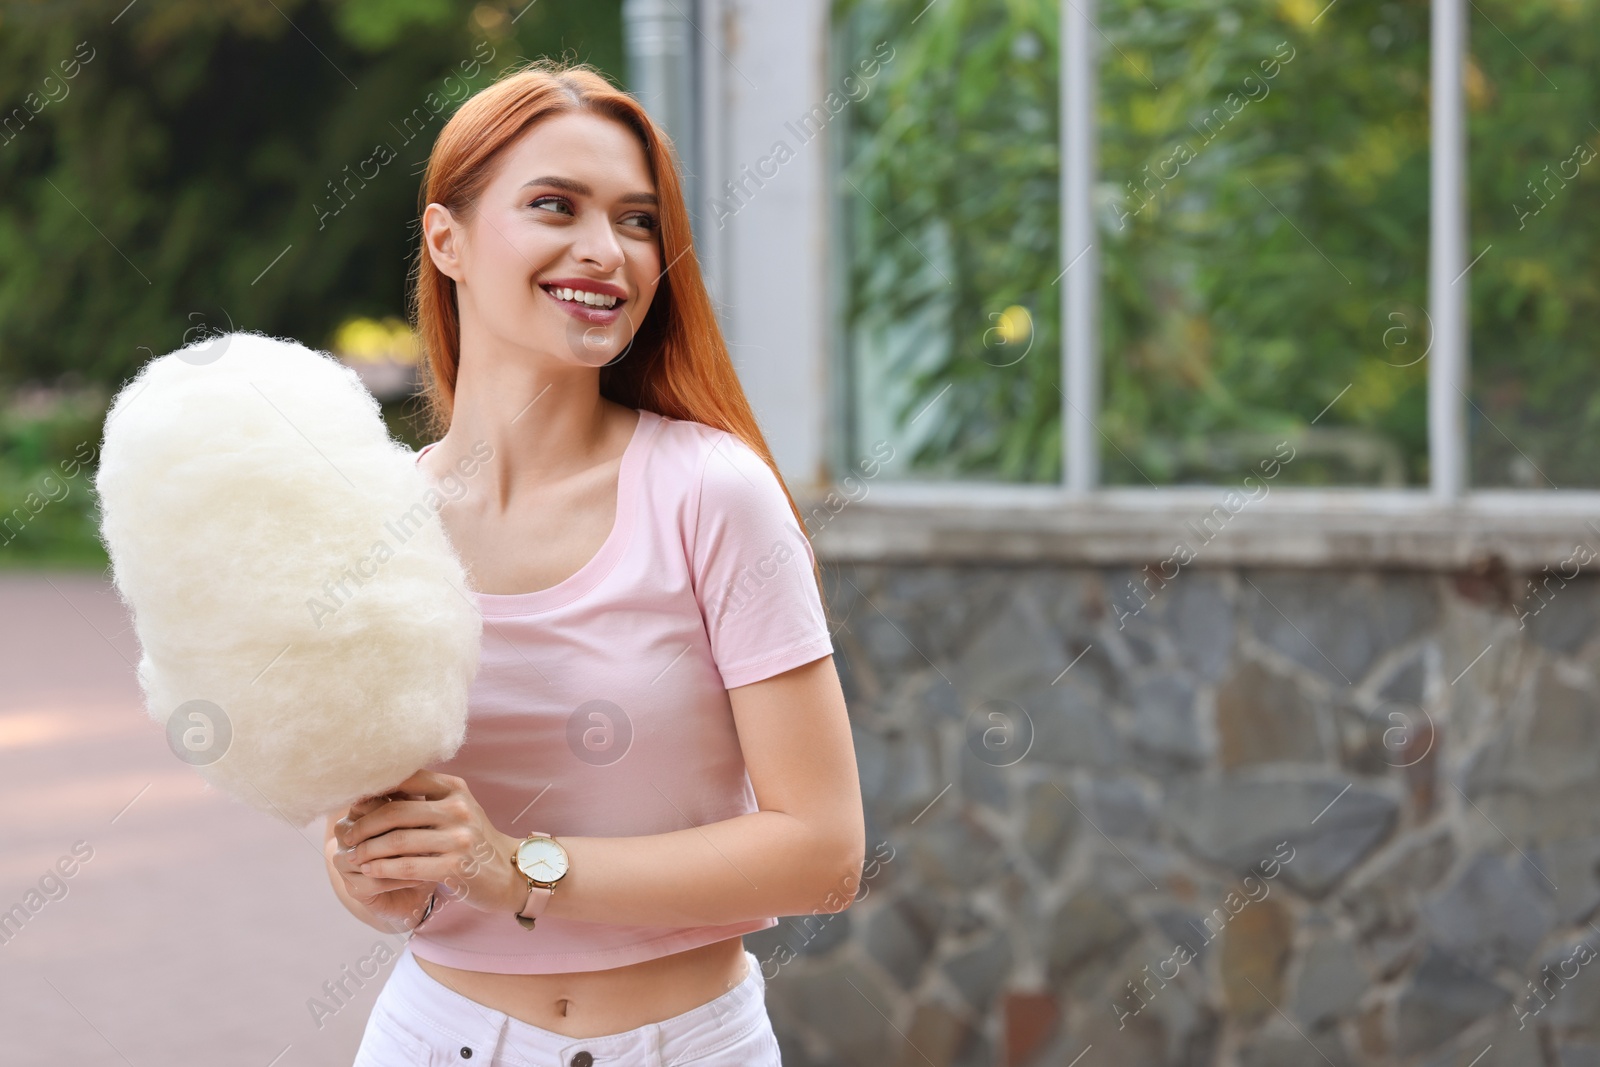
548, 286, 617, 309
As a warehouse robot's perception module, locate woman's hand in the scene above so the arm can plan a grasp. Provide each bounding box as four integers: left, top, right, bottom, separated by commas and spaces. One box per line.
339, 770, 525, 917
328, 795, 434, 934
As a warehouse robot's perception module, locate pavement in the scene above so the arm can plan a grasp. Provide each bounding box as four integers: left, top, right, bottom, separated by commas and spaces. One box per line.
1, 571, 405, 1066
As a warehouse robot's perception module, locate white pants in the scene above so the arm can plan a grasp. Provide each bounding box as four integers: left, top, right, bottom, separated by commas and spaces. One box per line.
352, 944, 782, 1066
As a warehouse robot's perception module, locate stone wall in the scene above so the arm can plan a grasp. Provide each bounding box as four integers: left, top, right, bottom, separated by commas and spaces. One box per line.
750, 560, 1600, 1067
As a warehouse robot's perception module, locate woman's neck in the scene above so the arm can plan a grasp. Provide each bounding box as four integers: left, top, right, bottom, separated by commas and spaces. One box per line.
438, 338, 624, 511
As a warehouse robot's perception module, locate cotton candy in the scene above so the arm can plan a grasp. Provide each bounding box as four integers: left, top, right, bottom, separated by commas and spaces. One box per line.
93, 329, 480, 828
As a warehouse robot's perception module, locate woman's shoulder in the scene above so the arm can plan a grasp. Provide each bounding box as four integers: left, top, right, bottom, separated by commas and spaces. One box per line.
653, 413, 774, 487
643, 413, 785, 526
648, 411, 746, 468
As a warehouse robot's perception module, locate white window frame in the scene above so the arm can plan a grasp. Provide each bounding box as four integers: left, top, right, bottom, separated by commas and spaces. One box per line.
1059, 0, 1469, 501
631, 0, 1600, 541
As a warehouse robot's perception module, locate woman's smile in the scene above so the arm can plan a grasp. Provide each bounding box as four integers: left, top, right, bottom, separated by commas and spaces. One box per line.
538, 277, 629, 326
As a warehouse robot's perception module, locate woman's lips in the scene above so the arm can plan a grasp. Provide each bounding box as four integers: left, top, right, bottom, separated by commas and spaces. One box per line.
539, 285, 626, 325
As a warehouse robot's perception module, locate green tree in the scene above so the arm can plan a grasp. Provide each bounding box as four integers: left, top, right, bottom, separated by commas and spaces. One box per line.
0, 0, 624, 566
0, 0, 624, 392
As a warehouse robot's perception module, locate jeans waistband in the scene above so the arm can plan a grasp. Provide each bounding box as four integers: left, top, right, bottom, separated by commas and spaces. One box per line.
388, 943, 769, 1066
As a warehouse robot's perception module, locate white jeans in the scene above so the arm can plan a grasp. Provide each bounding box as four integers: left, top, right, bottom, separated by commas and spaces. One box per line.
352, 944, 782, 1066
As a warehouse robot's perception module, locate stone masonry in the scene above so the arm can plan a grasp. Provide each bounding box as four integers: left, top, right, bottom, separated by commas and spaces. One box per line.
750, 561, 1600, 1067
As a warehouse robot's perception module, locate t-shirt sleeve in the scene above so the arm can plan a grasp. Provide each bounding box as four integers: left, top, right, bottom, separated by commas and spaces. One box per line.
690, 431, 834, 690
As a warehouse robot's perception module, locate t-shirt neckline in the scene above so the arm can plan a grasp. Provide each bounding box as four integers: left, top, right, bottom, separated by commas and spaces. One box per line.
416, 407, 661, 616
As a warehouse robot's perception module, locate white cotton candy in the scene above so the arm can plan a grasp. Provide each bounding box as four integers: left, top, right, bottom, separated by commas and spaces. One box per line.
93, 329, 480, 828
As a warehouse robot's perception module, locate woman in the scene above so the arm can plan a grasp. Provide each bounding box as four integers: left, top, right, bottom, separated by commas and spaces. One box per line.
321, 58, 864, 1066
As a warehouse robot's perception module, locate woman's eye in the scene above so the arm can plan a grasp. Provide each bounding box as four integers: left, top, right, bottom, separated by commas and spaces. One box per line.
626, 214, 659, 232
529, 196, 572, 215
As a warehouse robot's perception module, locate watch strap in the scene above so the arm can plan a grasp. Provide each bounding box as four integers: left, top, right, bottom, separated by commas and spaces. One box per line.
516, 883, 554, 929
513, 831, 562, 931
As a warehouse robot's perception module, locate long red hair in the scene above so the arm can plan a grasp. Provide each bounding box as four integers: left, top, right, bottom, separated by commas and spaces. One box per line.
407, 57, 829, 616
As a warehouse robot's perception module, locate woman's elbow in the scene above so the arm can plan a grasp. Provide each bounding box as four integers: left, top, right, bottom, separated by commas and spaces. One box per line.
812, 826, 867, 915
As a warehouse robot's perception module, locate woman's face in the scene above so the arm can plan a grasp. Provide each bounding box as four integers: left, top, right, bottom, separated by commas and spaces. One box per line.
426, 110, 662, 369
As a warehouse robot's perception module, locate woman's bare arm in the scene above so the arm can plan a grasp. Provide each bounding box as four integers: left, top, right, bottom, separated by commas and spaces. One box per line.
532, 654, 866, 927
348, 655, 866, 928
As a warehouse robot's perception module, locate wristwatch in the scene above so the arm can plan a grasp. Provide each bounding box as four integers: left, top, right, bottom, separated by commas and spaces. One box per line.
512, 831, 570, 930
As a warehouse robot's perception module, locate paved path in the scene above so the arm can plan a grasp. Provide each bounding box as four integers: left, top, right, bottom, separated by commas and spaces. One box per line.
1, 572, 406, 1066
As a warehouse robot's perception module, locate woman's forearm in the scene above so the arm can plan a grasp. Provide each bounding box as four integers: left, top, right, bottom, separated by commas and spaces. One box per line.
520, 809, 864, 929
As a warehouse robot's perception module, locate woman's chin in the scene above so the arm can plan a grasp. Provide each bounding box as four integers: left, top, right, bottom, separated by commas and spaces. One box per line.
566, 324, 631, 366
580, 341, 630, 368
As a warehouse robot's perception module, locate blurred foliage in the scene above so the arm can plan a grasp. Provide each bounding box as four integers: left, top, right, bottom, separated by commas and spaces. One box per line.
0, 0, 624, 565
1468, 0, 1600, 489
0, 0, 623, 390
837, 0, 1600, 488
834, 0, 1062, 482
1097, 0, 1428, 487
333, 314, 420, 362
0, 386, 107, 566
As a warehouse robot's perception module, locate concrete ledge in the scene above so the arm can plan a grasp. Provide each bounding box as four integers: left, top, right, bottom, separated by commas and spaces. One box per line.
798, 484, 1600, 572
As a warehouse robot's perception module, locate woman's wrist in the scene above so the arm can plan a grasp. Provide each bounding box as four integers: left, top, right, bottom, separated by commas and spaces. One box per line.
497, 829, 531, 915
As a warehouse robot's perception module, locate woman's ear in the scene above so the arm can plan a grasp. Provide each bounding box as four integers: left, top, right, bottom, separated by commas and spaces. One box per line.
423, 202, 464, 282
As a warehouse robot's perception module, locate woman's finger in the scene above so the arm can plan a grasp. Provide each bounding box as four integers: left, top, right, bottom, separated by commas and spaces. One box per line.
347, 786, 417, 820
347, 827, 449, 867
347, 792, 401, 820
332, 834, 428, 874
359, 875, 428, 895
349, 874, 425, 896
336, 861, 427, 897
388, 770, 455, 802
343, 797, 447, 849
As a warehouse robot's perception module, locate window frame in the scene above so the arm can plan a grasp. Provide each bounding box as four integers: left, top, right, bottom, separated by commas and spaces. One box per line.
655, 0, 1591, 518
1060, 0, 1472, 500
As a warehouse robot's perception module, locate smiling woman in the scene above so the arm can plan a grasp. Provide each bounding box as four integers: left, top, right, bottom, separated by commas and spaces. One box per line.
322, 58, 863, 1067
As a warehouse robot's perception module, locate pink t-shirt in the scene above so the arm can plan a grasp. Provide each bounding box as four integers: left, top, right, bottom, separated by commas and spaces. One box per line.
405, 407, 834, 974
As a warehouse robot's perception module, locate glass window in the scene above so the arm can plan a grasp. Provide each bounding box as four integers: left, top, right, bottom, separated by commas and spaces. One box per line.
1096, 1, 1430, 487
1467, 0, 1600, 489
833, 0, 1062, 482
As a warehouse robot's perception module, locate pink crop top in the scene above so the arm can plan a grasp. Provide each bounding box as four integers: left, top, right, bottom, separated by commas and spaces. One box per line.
404, 407, 834, 973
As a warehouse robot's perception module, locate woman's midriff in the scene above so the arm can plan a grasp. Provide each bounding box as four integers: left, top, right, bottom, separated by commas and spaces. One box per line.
410, 934, 750, 1038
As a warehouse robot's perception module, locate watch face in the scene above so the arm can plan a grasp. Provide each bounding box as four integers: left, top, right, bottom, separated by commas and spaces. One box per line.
516, 836, 569, 883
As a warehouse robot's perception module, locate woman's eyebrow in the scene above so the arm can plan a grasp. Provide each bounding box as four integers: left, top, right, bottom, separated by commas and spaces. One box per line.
519, 175, 658, 206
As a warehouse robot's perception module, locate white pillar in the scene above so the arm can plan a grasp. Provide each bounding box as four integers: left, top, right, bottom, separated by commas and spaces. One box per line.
1429, 0, 1468, 498
702, 0, 831, 488
1063, 0, 1099, 492
624, 0, 701, 237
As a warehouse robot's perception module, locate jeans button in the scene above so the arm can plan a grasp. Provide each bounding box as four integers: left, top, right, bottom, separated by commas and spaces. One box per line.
571, 1053, 594, 1067
459, 1048, 473, 1059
